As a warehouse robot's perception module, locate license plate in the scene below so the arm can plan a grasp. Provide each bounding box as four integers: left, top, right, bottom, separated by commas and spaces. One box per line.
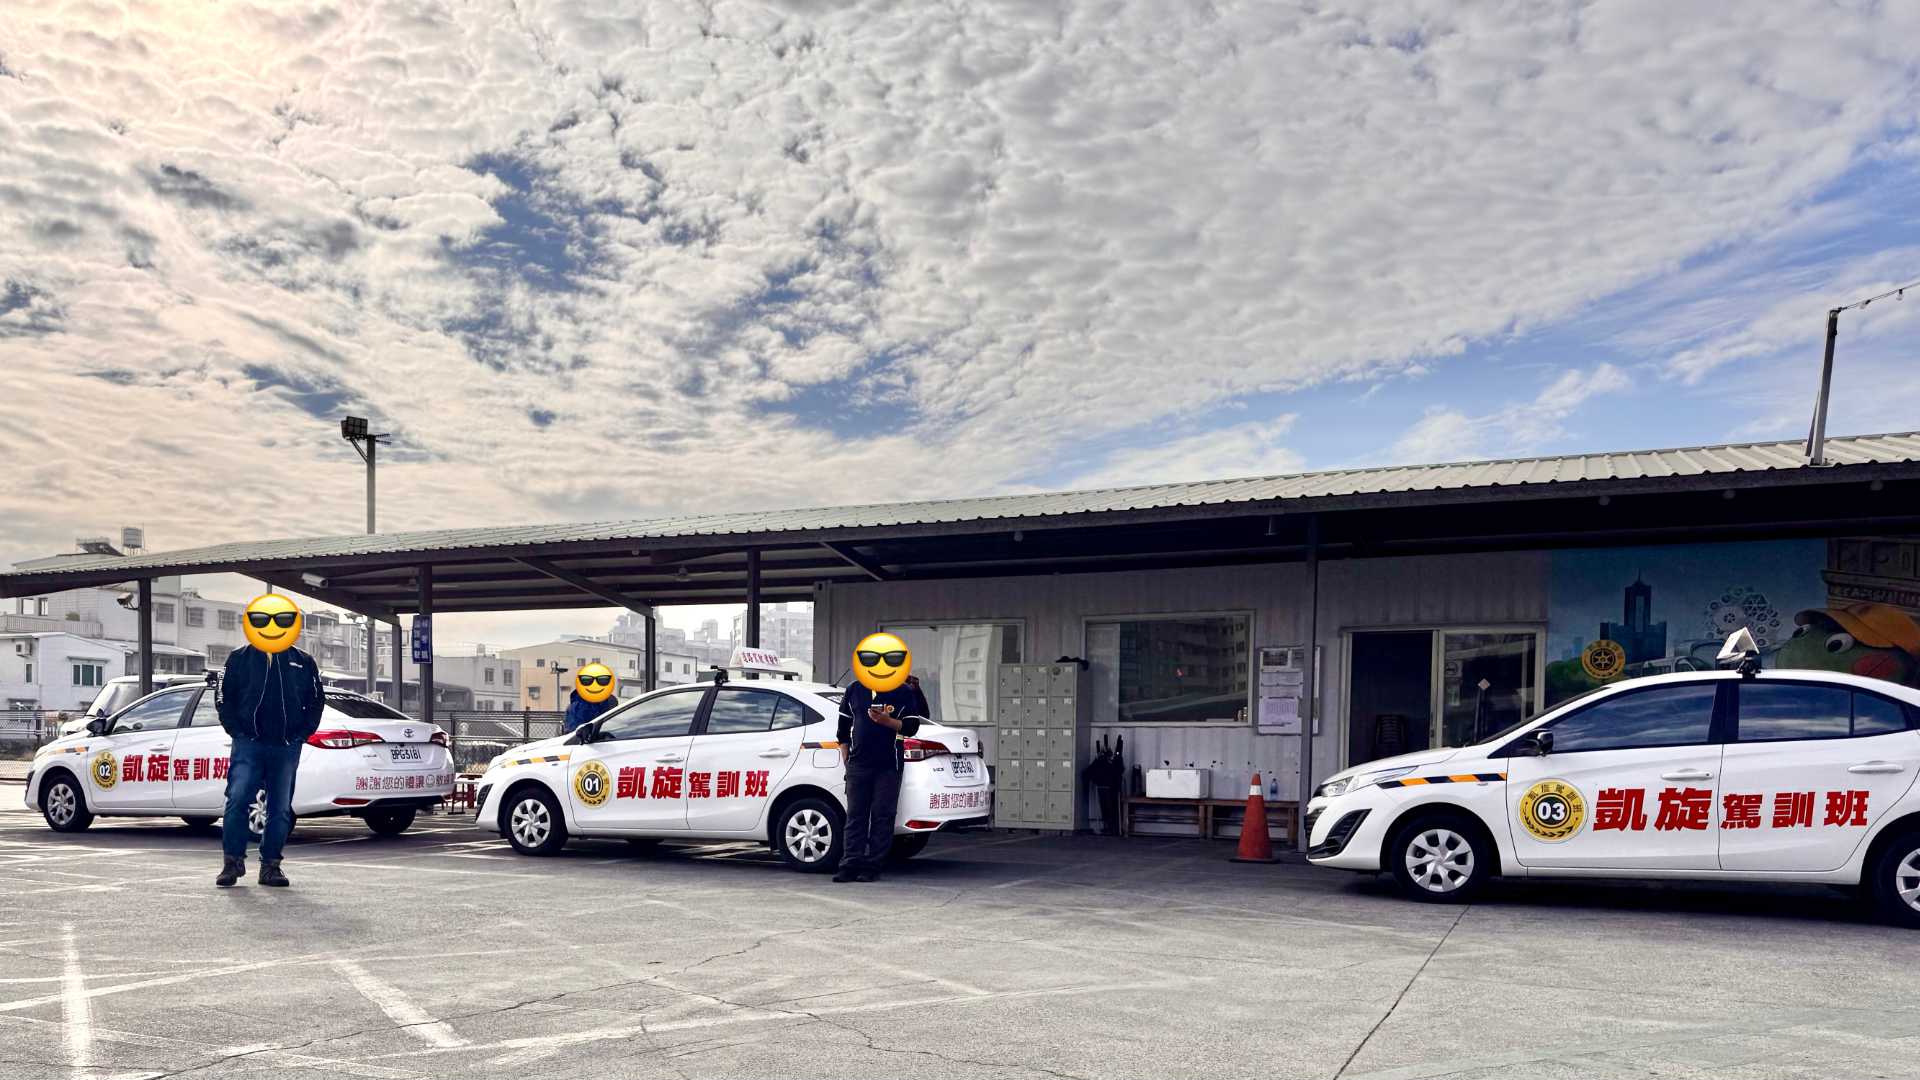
388, 745, 423, 763
949, 757, 977, 780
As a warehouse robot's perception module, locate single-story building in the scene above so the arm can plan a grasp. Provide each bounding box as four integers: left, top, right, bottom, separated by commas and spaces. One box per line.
2, 431, 1916, 837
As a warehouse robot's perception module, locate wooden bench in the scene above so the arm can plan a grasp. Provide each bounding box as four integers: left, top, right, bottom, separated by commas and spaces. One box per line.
1120, 796, 1298, 843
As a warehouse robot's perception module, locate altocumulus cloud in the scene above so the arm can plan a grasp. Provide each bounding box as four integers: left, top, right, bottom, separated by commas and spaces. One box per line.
0, 0, 1916, 563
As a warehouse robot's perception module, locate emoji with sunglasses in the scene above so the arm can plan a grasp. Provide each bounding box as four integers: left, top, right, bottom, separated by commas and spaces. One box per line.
242, 595, 304, 654
852, 632, 912, 693
575, 662, 617, 704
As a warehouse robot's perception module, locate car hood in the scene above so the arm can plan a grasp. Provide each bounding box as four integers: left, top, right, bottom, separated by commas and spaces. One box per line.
494, 733, 571, 762
1325, 746, 1462, 784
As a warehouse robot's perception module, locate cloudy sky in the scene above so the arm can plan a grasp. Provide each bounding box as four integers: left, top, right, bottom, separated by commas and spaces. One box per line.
2, 0, 1917, 645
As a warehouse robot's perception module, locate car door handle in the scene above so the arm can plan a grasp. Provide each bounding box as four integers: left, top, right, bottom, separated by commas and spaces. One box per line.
1660, 769, 1713, 781
757, 749, 792, 758
1848, 761, 1905, 774
656, 754, 685, 764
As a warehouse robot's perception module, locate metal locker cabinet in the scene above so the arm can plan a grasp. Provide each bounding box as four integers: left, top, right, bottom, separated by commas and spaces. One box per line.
1021, 665, 1046, 696
1050, 664, 1077, 696
1002, 727, 1024, 760
1046, 728, 1075, 758
1046, 790, 1073, 824
1048, 758, 1074, 792
1048, 695, 1076, 726
1025, 789, 1051, 823
997, 666, 1022, 698
1026, 759, 1050, 791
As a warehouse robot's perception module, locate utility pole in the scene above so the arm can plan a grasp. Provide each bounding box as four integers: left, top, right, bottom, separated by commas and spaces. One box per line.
341, 416, 391, 700
1806, 277, 1915, 466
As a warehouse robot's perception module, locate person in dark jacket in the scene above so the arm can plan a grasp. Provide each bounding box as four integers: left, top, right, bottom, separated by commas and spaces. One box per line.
563, 662, 619, 734
834, 633, 928, 883
215, 595, 326, 888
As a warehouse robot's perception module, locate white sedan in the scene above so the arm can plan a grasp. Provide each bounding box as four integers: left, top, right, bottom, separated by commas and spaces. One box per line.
473, 678, 993, 870
1305, 657, 1920, 926
26, 681, 454, 837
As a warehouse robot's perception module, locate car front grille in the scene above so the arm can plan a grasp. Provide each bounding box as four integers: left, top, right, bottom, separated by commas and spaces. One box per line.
1307, 809, 1370, 859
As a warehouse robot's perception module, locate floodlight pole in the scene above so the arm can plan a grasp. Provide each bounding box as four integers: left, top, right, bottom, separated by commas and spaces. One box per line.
341, 416, 391, 700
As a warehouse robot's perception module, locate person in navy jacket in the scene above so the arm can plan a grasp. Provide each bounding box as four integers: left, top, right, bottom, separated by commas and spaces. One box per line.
215, 595, 326, 888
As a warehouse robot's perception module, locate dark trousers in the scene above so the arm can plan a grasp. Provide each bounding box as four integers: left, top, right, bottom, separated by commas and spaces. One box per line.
842, 763, 902, 871
223, 737, 302, 864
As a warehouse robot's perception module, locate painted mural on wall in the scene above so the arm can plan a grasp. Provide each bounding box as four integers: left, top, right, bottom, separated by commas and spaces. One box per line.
1547, 537, 1920, 705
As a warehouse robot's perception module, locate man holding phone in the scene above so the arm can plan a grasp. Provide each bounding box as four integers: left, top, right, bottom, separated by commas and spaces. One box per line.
835, 633, 927, 883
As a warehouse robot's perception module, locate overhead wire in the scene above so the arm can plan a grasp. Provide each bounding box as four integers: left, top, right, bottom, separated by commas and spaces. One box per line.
1833, 277, 1919, 314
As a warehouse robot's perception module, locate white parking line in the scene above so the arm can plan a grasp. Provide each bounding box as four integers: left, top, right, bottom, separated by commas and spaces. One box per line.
60, 924, 92, 1075
332, 957, 467, 1049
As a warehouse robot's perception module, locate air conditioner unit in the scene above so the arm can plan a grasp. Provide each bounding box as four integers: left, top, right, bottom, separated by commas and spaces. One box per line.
13, 641, 31, 657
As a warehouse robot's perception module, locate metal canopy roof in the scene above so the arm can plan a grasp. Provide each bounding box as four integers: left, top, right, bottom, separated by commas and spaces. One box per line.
2, 431, 1916, 617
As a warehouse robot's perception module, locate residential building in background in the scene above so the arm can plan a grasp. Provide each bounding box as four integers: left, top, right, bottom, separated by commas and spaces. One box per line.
498, 638, 649, 709
732, 602, 813, 667
656, 649, 700, 685
0, 632, 201, 711
430, 649, 523, 712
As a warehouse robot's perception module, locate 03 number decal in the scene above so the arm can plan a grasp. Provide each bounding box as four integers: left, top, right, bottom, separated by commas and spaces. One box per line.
1518, 779, 1584, 842
573, 761, 612, 807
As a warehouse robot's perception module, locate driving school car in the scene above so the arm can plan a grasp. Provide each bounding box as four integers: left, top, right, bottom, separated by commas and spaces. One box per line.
473, 677, 992, 870
27, 682, 454, 837
1306, 637, 1920, 927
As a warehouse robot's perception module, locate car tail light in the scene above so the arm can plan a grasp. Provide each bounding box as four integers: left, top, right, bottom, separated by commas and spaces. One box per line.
901, 738, 950, 762
307, 729, 385, 749
904, 820, 941, 830
429, 731, 449, 747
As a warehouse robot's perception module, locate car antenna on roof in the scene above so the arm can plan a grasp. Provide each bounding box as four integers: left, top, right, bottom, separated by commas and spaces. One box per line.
1715, 627, 1763, 679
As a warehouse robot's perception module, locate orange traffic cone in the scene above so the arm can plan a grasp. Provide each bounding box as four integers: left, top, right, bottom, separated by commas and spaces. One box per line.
1231, 773, 1279, 863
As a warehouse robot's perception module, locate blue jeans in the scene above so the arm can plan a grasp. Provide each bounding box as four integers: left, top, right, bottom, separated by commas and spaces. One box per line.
222, 738, 302, 863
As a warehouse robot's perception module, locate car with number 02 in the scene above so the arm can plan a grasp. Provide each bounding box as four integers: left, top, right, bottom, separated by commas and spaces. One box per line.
26, 681, 455, 838
472, 674, 992, 871
1305, 631, 1920, 927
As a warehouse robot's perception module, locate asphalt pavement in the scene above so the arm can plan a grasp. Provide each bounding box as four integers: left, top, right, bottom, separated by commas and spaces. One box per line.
0, 802, 1915, 1079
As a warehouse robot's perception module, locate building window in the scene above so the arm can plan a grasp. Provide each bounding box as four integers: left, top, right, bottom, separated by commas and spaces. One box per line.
484, 667, 495, 684
186, 607, 205, 628
37, 598, 49, 616
528, 686, 541, 701
23, 663, 32, 683
207, 645, 231, 666
576, 656, 585, 667
503, 669, 514, 686
155, 602, 175, 624
1087, 614, 1250, 724
218, 610, 237, 631
683, 662, 691, 674
628, 658, 637, 671
535, 658, 546, 669
72, 663, 105, 687
883, 622, 1024, 728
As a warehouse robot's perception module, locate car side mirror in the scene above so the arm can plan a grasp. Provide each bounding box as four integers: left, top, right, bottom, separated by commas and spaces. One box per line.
1530, 730, 1553, 756
570, 724, 595, 745
86, 718, 109, 736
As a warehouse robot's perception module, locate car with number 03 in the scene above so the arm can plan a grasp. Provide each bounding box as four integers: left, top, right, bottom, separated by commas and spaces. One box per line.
1305, 631, 1920, 927
26, 681, 454, 838
472, 674, 992, 871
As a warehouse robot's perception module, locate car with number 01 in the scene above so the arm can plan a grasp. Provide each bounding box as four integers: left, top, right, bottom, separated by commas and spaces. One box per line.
472, 674, 992, 871
1305, 631, 1920, 927
26, 681, 454, 838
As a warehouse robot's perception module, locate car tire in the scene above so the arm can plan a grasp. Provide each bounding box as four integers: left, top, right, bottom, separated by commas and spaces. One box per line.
501, 785, 568, 856
887, 833, 931, 864
40, 772, 93, 833
1386, 813, 1492, 903
365, 808, 416, 837
774, 796, 844, 873
1868, 829, 1920, 929
181, 816, 218, 832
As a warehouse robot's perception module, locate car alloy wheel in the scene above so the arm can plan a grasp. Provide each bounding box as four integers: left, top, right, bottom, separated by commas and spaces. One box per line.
46, 782, 77, 827
510, 797, 551, 849
1405, 827, 1475, 894
1897, 847, 1920, 915
785, 807, 833, 864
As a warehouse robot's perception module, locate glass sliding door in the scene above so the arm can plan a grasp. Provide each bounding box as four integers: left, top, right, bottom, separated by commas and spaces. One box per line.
1434, 631, 1539, 748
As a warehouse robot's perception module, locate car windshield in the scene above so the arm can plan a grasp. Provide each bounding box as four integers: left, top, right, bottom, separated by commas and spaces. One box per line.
323, 693, 409, 721
1472, 684, 1614, 745
88, 683, 143, 718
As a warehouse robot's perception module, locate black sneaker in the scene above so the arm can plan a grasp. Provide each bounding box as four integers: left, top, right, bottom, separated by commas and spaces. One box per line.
831, 867, 859, 883
216, 857, 244, 888
259, 861, 290, 888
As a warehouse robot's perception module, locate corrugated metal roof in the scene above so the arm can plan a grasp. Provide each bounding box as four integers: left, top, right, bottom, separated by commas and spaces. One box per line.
6, 431, 1917, 584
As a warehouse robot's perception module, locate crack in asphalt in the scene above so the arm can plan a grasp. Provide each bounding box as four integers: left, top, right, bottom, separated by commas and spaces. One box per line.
1332, 906, 1471, 1079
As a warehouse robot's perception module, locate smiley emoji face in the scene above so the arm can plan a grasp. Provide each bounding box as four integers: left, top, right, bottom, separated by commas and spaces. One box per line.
852, 632, 911, 693
242, 594, 303, 654
575, 662, 616, 704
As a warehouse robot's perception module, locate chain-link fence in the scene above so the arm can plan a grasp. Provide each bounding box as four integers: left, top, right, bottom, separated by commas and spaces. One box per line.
0, 710, 74, 759
439, 710, 565, 773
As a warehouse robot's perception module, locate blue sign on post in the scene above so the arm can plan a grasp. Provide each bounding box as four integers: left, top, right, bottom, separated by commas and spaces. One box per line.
410, 615, 433, 665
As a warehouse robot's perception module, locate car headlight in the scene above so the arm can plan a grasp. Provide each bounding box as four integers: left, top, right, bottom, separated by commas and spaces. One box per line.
1316, 766, 1415, 799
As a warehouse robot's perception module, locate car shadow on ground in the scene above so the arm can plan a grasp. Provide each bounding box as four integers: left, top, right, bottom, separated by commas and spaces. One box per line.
1339, 871, 1877, 926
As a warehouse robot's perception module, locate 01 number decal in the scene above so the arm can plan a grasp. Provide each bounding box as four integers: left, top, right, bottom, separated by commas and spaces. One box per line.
573, 761, 612, 807
1518, 779, 1584, 842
